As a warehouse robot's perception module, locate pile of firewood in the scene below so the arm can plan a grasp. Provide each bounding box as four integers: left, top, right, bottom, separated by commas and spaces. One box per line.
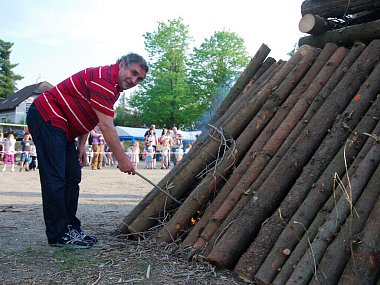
299, 0, 380, 48
119, 39, 380, 284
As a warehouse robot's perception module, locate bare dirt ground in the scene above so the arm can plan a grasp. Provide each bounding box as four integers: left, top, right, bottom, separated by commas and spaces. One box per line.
0, 163, 247, 285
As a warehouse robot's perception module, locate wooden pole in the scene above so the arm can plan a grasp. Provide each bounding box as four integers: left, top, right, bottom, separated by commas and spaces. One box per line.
299, 19, 380, 48
309, 164, 380, 285
205, 40, 380, 269
234, 59, 380, 282
157, 47, 320, 243
286, 134, 380, 285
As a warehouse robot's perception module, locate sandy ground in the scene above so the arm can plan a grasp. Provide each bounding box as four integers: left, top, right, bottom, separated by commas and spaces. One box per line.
0, 162, 166, 250
0, 162, 248, 284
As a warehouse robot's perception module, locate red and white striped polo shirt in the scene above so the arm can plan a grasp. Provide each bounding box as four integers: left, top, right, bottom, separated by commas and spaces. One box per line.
33, 64, 121, 142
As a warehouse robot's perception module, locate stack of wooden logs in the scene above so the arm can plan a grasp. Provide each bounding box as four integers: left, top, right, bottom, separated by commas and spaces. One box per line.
299, 0, 380, 48
119, 39, 380, 284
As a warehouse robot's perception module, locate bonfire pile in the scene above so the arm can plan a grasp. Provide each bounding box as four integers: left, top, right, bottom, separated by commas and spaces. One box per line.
119, 39, 380, 285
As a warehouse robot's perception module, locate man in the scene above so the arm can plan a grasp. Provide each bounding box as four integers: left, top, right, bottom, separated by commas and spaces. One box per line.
26, 53, 148, 249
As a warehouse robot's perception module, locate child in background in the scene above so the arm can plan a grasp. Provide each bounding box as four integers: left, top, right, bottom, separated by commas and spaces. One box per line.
160, 140, 170, 169
175, 143, 184, 163
1, 132, 16, 172
127, 141, 140, 170
144, 140, 155, 169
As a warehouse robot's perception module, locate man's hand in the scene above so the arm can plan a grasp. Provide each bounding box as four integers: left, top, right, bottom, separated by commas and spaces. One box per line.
77, 145, 88, 168
118, 159, 136, 175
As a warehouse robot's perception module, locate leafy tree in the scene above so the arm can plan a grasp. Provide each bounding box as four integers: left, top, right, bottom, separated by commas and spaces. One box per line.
128, 18, 191, 128
0, 39, 23, 100
188, 30, 250, 126
126, 18, 249, 129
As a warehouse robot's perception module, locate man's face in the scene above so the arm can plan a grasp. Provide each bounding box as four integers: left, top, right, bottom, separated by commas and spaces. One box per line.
118, 62, 147, 91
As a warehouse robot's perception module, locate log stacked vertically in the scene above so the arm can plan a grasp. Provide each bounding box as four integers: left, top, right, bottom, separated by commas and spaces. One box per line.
118, 34, 380, 284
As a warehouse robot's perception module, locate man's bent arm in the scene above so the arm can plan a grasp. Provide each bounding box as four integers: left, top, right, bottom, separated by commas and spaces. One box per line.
93, 109, 135, 174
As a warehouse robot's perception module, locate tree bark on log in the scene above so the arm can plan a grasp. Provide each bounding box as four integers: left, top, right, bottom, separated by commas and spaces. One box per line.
234, 58, 380, 282
298, 19, 380, 49
266, 99, 380, 285
286, 134, 380, 285
301, 0, 380, 18
200, 42, 366, 259
191, 45, 344, 251
205, 40, 380, 269
338, 184, 380, 285
182, 44, 338, 248
209, 44, 271, 125
156, 47, 320, 243
310, 163, 380, 285
118, 45, 273, 235
264, 116, 380, 285
299, 14, 335, 35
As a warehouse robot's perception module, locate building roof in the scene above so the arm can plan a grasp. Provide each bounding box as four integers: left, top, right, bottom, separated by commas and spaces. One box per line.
0, 81, 53, 111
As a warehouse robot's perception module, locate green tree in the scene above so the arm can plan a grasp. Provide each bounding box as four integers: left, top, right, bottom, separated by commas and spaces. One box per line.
188, 30, 250, 126
128, 18, 191, 128
0, 39, 23, 100
127, 18, 249, 129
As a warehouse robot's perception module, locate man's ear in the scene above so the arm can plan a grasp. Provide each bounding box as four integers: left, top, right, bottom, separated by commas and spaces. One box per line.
119, 61, 124, 69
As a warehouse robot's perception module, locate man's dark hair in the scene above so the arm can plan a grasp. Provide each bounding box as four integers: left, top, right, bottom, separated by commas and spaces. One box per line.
117, 53, 149, 73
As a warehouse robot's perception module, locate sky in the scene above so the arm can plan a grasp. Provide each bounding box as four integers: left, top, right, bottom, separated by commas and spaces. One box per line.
1, 0, 305, 89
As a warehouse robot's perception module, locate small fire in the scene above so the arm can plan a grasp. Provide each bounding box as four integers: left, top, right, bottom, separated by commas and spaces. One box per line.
190, 210, 202, 225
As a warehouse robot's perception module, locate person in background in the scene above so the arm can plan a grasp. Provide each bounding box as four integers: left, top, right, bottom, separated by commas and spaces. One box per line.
19, 133, 33, 172
26, 52, 148, 248
175, 142, 184, 163
127, 141, 140, 170
1, 132, 16, 172
144, 125, 158, 169
90, 125, 105, 170
160, 140, 170, 169
170, 126, 184, 167
144, 139, 155, 169
104, 144, 114, 167
185, 143, 192, 154
29, 144, 38, 171
0, 132, 4, 161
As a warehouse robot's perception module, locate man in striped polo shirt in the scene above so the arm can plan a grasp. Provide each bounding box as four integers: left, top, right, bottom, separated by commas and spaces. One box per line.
26, 53, 148, 248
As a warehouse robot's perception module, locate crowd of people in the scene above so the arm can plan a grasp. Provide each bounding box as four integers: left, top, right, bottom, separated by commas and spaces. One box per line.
85, 124, 193, 171
0, 131, 37, 172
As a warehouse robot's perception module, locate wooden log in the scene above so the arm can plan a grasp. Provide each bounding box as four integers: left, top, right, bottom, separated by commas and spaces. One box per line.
200, 42, 366, 258
286, 133, 380, 284
182, 44, 337, 248
156, 47, 320, 243
191, 45, 344, 251
205, 40, 380, 269
209, 44, 271, 125
118, 45, 274, 235
299, 14, 335, 35
338, 182, 380, 285
310, 164, 380, 285
234, 56, 380, 283
121, 47, 308, 236
299, 19, 380, 49
301, 0, 380, 18
266, 115, 380, 285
